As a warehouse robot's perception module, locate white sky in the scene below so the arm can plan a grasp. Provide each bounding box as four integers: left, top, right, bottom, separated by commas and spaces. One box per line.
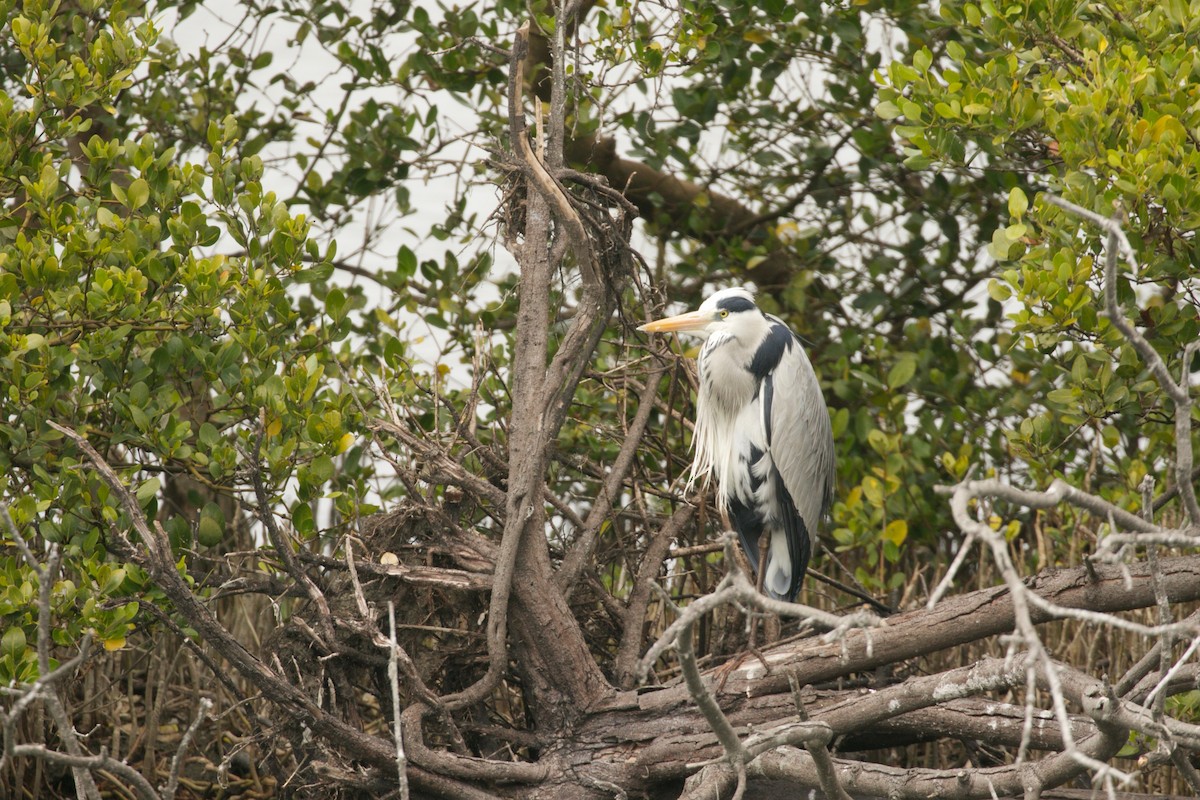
156, 0, 1002, 390
161, 0, 515, 385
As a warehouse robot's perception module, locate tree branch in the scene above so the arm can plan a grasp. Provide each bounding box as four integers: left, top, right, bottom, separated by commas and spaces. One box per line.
1041, 193, 1200, 523
246, 421, 337, 649
615, 504, 695, 689
438, 22, 553, 713
637, 536, 883, 684
717, 553, 1200, 698
557, 363, 667, 590
47, 422, 402, 769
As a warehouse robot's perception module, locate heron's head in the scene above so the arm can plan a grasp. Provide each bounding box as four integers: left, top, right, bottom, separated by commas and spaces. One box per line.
638, 287, 766, 340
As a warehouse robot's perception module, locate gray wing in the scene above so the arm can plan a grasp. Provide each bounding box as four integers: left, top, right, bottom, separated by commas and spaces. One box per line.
761, 333, 835, 538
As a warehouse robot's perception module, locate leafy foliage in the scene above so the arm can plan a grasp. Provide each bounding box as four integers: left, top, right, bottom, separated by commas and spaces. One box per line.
0, 2, 359, 681
879, 0, 1200, 556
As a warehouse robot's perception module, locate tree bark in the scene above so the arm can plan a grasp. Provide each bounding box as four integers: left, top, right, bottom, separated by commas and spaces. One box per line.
501, 554, 1200, 797
721, 554, 1200, 698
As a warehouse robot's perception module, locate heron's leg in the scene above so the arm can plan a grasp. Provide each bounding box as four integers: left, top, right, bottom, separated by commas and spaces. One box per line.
721, 505, 759, 585
746, 535, 771, 656
714, 534, 774, 691
714, 505, 774, 690
755, 534, 769, 594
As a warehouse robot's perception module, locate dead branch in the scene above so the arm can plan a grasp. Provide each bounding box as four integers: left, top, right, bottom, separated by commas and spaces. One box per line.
162, 698, 212, 800
246, 422, 337, 649
615, 504, 696, 688
789, 676, 852, 800
47, 424, 395, 763
385, 602, 410, 800
638, 535, 884, 683
6, 745, 158, 800
905, 194, 1200, 795
557, 363, 667, 590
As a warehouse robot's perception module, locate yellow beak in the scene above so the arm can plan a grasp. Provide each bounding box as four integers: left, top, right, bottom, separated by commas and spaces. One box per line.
637, 310, 713, 334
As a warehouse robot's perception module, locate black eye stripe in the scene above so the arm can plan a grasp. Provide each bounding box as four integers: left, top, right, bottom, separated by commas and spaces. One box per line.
715, 296, 756, 314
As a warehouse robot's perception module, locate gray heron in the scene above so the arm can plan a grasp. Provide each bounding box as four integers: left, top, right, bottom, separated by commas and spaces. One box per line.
639, 288, 835, 601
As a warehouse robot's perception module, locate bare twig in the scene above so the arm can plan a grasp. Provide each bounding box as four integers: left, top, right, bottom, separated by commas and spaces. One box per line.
47, 420, 168, 560
0, 637, 93, 781
638, 534, 883, 683
1170, 745, 1200, 795
558, 363, 667, 590
937, 480, 1198, 641
0, 503, 103, 799
511, 26, 594, 277
162, 698, 212, 800
345, 537, 372, 619
788, 675, 852, 800
387, 602, 410, 800
245, 421, 337, 648
615, 504, 695, 688
52, 421, 549, 794
8, 745, 158, 800
945, 477, 1132, 786
1142, 632, 1200, 710
919, 195, 1200, 792
49, 422, 400, 767
1095, 529, 1200, 551
926, 530, 976, 609
677, 613, 747, 771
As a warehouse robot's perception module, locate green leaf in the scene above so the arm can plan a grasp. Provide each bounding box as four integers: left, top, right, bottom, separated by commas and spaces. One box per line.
887, 356, 917, 390
934, 102, 958, 119
989, 227, 1013, 260
396, 245, 417, 280
126, 178, 149, 210
198, 422, 219, 447
197, 514, 224, 547
875, 100, 901, 120
1165, 0, 1187, 27
1008, 187, 1028, 221
2, 626, 26, 662
1047, 387, 1077, 405
326, 287, 346, 321
912, 47, 932, 74
293, 502, 315, 536
310, 455, 334, 484
830, 406, 849, 438
103, 568, 127, 593
136, 477, 161, 506
862, 476, 884, 506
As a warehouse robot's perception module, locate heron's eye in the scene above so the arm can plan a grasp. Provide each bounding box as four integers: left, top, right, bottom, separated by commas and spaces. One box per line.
720, 309, 729, 318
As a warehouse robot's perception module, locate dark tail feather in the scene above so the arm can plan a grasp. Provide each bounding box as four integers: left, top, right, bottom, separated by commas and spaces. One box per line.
774, 469, 811, 602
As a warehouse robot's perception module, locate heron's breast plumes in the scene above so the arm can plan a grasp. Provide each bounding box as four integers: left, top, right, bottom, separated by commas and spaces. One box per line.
690, 333, 758, 504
